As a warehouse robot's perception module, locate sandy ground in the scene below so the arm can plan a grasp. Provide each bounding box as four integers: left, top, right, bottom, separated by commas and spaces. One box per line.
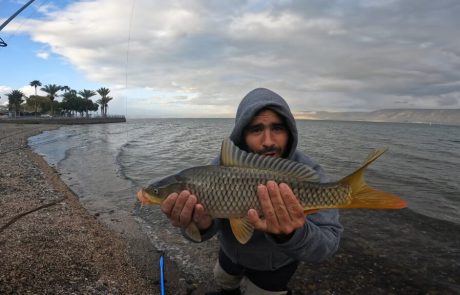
1, 123, 459, 294
0, 124, 176, 294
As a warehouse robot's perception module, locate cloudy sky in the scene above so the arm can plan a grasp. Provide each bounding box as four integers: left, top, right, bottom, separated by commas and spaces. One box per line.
1, 0, 459, 117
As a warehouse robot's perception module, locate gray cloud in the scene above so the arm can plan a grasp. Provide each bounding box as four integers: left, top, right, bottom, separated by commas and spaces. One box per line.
12, 0, 460, 116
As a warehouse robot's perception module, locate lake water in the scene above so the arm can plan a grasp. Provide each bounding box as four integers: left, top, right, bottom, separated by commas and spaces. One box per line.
29, 119, 460, 225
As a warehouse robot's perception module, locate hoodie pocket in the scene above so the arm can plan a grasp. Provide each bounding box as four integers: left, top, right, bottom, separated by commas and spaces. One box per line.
235, 248, 273, 271
270, 250, 293, 270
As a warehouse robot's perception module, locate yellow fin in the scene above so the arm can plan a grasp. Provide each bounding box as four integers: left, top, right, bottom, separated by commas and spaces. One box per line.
185, 222, 202, 242
304, 209, 319, 215
337, 187, 406, 209
229, 217, 254, 244
137, 189, 162, 206
137, 189, 151, 207
339, 148, 406, 209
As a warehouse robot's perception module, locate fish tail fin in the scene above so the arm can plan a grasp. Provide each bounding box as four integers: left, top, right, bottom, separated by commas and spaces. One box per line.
338, 148, 406, 209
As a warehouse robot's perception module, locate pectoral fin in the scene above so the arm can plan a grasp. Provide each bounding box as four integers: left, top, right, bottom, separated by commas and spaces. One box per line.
229, 217, 254, 244
185, 222, 202, 242
304, 209, 319, 215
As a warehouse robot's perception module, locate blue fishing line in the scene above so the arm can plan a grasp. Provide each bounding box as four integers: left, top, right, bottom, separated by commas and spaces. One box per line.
159, 254, 165, 295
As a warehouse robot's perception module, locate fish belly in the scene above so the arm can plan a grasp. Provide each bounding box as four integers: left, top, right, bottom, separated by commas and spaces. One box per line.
180, 166, 351, 217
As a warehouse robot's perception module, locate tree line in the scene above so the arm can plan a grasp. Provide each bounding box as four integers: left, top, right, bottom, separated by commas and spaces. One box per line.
4, 80, 113, 118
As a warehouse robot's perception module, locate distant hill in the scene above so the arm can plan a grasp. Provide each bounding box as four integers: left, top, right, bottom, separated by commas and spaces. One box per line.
294, 109, 460, 125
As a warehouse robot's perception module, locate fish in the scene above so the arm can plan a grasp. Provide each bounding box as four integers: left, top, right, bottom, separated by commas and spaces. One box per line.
137, 138, 406, 244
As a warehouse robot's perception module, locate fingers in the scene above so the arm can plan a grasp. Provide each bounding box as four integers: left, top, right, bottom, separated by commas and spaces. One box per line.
161, 191, 197, 227
255, 184, 276, 231
194, 204, 213, 230
267, 181, 291, 230
247, 208, 266, 231
160, 193, 178, 217
279, 183, 305, 225
180, 194, 198, 227
279, 183, 305, 228
171, 191, 194, 227
160, 191, 213, 230
253, 181, 305, 235
259, 182, 282, 233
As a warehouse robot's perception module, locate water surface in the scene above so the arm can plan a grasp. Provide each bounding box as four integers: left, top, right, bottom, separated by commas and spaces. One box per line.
29, 119, 460, 224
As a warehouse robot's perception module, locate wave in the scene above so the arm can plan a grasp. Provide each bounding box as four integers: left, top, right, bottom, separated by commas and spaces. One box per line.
29, 119, 460, 225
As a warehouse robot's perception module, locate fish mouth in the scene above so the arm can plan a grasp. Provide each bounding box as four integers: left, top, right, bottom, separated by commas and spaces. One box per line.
137, 189, 162, 206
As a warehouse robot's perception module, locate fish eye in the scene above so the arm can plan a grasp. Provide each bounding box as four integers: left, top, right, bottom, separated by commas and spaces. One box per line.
153, 188, 159, 194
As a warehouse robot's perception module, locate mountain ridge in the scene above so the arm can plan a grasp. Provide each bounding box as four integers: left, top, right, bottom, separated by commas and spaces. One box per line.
294, 108, 460, 125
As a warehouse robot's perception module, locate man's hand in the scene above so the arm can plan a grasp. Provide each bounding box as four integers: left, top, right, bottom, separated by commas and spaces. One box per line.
247, 181, 305, 236
160, 190, 213, 230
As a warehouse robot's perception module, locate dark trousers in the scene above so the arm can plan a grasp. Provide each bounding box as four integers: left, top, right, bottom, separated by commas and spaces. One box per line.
218, 248, 298, 292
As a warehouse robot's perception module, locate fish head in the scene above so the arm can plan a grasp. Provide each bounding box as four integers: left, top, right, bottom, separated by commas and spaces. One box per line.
137, 174, 185, 206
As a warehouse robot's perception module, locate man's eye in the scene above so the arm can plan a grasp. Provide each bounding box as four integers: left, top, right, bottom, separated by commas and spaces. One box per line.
272, 124, 286, 131
248, 126, 263, 133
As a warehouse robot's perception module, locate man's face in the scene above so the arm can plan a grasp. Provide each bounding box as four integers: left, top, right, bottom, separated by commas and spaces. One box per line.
244, 109, 289, 158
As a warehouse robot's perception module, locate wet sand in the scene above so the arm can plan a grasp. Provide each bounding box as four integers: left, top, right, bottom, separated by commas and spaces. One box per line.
1, 124, 459, 294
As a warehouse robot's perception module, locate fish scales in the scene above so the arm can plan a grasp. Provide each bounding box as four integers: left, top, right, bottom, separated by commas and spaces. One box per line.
178, 165, 352, 218
137, 139, 406, 244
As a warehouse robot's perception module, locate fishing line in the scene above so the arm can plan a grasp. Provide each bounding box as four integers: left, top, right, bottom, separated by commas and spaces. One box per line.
0, 0, 51, 47
123, 2, 168, 293
124, 0, 136, 142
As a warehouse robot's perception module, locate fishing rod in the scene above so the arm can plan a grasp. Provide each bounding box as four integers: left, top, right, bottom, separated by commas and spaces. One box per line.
0, 0, 36, 47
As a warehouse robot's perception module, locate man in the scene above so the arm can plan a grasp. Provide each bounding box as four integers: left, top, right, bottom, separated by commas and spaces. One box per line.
160, 88, 343, 295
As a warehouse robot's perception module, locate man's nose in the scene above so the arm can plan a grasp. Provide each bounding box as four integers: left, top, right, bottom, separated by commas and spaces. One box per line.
262, 129, 275, 147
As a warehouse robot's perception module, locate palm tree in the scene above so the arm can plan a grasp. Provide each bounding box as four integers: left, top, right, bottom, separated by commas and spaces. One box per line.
41, 84, 62, 116
78, 89, 96, 117
7, 90, 25, 117
27, 95, 40, 114
30, 80, 42, 96
29, 80, 42, 116
61, 85, 70, 93
96, 87, 110, 117
104, 96, 113, 116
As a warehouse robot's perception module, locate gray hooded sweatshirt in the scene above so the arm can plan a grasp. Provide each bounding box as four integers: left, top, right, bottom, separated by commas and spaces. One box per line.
186, 88, 343, 271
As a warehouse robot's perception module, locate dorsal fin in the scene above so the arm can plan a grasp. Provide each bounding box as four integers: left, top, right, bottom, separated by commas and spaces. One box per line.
220, 138, 320, 181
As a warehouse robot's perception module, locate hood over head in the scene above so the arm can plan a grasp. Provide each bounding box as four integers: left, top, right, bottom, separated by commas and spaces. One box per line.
230, 88, 298, 159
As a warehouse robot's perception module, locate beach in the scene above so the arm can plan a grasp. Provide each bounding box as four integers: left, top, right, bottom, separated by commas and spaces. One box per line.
1, 123, 459, 294
0, 124, 189, 294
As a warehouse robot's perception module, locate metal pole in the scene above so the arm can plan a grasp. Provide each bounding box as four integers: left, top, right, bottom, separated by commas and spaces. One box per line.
0, 0, 36, 32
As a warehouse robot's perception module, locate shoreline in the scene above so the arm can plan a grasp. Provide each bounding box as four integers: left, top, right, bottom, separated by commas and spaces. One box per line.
1, 124, 459, 294
0, 124, 195, 294
0, 116, 126, 125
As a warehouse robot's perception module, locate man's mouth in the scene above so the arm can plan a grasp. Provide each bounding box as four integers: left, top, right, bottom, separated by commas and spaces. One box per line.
257, 146, 281, 157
